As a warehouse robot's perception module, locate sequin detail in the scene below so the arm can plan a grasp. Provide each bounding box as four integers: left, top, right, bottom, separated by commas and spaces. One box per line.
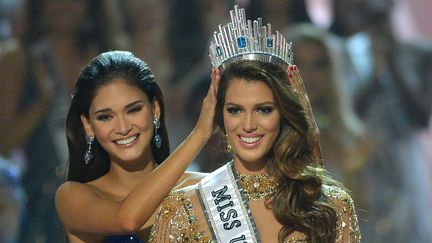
150, 186, 361, 243
324, 185, 362, 243
149, 191, 212, 243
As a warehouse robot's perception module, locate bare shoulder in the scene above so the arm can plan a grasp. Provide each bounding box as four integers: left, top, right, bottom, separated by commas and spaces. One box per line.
55, 181, 100, 218
56, 181, 98, 200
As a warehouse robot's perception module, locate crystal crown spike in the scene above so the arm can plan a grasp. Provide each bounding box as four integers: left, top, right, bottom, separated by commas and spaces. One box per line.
209, 5, 293, 69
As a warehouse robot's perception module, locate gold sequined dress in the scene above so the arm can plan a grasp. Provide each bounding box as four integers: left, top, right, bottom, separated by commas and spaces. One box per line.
149, 183, 361, 243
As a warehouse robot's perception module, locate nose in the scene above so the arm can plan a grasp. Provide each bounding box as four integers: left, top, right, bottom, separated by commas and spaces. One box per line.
243, 112, 257, 133
114, 115, 132, 136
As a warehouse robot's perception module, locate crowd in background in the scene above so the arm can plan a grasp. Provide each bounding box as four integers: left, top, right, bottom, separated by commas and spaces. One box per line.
0, 0, 431, 242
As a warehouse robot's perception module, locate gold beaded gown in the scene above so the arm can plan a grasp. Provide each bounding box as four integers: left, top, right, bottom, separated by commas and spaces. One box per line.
149, 164, 361, 243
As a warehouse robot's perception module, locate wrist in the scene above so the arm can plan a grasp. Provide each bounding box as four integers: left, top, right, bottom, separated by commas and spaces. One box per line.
191, 127, 211, 143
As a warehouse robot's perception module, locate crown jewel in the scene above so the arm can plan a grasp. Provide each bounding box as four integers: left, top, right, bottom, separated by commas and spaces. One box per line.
209, 5, 293, 69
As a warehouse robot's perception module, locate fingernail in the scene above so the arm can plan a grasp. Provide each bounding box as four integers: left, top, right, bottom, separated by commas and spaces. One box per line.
294, 66, 297, 70
289, 74, 293, 78
289, 66, 294, 71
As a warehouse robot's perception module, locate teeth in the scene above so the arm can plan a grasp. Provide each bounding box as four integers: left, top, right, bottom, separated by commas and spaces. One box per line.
240, 136, 261, 144
115, 135, 138, 145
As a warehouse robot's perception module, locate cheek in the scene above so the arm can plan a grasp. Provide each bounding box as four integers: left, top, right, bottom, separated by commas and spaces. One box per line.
264, 116, 281, 136
90, 122, 112, 143
223, 112, 238, 132
137, 115, 153, 128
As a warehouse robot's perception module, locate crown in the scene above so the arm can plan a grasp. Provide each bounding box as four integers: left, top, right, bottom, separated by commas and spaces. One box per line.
209, 5, 293, 69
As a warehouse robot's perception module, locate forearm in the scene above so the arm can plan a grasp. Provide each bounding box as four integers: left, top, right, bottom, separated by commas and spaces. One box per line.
116, 128, 208, 230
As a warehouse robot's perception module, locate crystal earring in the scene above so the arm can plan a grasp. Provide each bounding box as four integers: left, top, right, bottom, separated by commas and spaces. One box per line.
153, 118, 162, 149
84, 135, 94, 164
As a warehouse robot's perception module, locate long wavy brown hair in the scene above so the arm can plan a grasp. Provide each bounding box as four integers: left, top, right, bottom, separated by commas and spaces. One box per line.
215, 60, 342, 242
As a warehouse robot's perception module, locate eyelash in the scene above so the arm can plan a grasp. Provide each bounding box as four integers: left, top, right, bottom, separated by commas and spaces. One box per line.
226, 107, 241, 115
128, 106, 142, 114
96, 114, 112, 121
95, 106, 143, 121
257, 106, 274, 114
226, 106, 274, 115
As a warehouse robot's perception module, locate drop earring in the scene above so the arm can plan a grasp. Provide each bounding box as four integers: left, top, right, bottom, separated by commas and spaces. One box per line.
84, 135, 94, 164
153, 118, 162, 149
226, 134, 232, 152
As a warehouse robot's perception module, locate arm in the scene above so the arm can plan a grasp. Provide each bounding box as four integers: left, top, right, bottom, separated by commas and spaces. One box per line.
56, 69, 221, 235
287, 65, 324, 165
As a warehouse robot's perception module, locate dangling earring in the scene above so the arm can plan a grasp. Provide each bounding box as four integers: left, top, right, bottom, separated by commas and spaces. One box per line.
84, 135, 94, 164
225, 134, 232, 152
153, 118, 162, 149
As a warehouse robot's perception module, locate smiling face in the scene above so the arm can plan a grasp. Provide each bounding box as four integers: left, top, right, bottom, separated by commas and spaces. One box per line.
223, 78, 281, 172
81, 79, 159, 165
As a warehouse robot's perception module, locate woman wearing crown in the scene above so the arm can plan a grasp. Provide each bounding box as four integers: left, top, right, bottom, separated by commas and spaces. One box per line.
149, 6, 361, 243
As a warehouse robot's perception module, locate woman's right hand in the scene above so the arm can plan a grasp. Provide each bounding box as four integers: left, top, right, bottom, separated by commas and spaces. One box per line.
193, 68, 220, 141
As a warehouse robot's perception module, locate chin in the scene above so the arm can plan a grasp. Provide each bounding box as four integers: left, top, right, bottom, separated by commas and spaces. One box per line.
235, 152, 268, 167
110, 150, 144, 162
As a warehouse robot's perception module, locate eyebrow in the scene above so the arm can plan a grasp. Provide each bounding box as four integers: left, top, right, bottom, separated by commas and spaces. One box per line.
94, 100, 145, 115
224, 101, 275, 107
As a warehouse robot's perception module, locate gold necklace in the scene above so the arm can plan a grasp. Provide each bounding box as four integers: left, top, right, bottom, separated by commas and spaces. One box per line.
238, 172, 279, 201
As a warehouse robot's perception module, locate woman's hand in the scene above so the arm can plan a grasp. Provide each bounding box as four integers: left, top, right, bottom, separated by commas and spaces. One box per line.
193, 68, 220, 141
287, 65, 323, 165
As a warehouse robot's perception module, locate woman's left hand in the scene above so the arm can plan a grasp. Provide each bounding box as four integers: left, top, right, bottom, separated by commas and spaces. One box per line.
287, 65, 323, 165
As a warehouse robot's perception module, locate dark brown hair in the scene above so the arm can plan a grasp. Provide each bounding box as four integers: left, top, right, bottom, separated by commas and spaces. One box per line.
215, 60, 338, 242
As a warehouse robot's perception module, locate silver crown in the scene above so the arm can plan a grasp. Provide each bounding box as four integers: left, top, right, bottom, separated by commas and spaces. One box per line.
209, 5, 293, 69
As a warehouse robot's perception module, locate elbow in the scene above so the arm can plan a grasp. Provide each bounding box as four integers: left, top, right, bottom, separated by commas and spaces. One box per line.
117, 214, 143, 233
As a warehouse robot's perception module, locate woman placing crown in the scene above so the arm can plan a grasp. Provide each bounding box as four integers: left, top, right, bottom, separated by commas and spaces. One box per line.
55, 51, 218, 242
149, 6, 361, 243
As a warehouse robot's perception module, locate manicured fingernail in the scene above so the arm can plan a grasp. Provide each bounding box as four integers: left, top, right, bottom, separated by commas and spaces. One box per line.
289, 66, 294, 71
289, 74, 293, 78
294, 66, 297, 70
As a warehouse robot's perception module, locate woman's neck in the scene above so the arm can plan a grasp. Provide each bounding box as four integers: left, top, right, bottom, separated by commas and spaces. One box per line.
233, 157, 269, 175
106, 158, 158, 196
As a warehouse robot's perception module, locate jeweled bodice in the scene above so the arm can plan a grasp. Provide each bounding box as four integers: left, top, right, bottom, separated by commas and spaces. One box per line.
149, 184, 361, 242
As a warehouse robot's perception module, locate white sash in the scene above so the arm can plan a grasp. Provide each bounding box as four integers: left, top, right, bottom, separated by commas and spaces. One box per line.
196, 161, 261, 243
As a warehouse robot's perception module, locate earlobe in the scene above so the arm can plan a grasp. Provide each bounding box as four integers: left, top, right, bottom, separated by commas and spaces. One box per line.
80, 114, 94, 136
152, 99, 161, 119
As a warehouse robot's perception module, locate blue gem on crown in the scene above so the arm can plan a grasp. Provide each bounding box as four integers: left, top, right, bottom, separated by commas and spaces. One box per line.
237, 36, 247, 48
209, 5, 293, 69
216, 46, 223, 56
266, 37, 273, 48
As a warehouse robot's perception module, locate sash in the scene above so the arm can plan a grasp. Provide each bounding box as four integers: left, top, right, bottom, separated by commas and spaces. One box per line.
196, 161, 261, 243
